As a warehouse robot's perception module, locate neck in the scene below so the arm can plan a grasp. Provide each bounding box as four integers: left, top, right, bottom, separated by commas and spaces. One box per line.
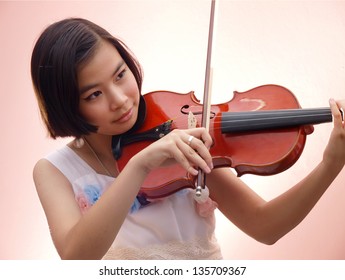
73, 134, 117, 177
83, 134, 113, 158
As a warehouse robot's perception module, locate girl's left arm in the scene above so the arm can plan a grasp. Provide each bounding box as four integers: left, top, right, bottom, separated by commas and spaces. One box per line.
208, 99, 345, 245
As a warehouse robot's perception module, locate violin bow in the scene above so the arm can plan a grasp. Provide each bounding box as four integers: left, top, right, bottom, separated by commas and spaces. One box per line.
195, 0, 216, 198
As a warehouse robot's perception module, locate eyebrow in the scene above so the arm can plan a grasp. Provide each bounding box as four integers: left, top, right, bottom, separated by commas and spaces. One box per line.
79, 60, 126, 95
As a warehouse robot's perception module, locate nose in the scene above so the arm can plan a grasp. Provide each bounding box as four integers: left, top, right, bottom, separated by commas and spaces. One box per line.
107, 86, 127, 111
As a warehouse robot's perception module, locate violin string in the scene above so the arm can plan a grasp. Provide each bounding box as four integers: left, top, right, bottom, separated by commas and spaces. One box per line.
168, 107, 331, 131
180, 106, 330, 122
173, 113, 333, 125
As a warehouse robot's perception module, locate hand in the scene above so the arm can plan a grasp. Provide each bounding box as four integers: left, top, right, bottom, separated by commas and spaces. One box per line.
322, 99, 345, 170
135, 127, 214, 176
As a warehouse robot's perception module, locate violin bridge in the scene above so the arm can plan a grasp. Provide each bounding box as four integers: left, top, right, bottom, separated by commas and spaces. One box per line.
188, 111, 197, 129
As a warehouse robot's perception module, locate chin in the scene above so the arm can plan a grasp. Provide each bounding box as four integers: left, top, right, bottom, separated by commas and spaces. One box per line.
112, 120, 137, 136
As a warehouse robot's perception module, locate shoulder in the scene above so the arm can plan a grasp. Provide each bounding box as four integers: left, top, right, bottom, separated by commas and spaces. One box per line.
33, 146, 72, 182
33, 157, 71, 193
33, 156, 79, 219
40, 145, 95, 183
32, 146, 78, 195
33, 157, 61, 180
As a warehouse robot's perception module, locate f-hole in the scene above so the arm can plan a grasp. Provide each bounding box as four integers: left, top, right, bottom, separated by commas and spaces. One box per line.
180, 104, 216, 118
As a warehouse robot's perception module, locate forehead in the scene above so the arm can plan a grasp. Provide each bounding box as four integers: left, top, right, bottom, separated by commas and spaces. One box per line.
77, 40, 122, 88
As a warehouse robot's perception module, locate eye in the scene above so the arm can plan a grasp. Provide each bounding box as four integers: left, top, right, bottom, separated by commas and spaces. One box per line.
115, 69, 127, 81
84, 90, 102, 101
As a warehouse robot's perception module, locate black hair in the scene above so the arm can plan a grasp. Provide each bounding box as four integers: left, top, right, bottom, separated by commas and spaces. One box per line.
31, 18, 143, 138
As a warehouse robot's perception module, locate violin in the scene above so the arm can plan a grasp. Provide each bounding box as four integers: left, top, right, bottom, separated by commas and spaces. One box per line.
112, 0, 335, 199
112, 84, 333, 199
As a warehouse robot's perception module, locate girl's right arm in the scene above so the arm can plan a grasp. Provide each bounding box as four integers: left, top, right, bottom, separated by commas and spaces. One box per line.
34, 154, 147, 259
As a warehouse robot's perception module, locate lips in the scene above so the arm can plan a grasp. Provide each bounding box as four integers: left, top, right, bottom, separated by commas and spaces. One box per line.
115, 108, 133, 123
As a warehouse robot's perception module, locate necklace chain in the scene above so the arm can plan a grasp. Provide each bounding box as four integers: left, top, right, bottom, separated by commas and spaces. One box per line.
83, 137, 113, 177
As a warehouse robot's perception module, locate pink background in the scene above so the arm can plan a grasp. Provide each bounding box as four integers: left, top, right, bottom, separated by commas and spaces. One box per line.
1, 0, 345, 259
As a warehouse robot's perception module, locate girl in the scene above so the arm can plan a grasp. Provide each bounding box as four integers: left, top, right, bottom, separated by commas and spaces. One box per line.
31, 18, 345, 260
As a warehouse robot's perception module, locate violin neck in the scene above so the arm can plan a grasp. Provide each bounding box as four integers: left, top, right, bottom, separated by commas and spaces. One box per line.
221, 107, 332, 133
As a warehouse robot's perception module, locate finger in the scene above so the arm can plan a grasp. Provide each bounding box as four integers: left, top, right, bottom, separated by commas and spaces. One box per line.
177, 136, 212, 174
329, 99, 344, 128
170, 146, 199, 176
199, 129, 214, 149
164, 131, 209, 175
185, 128, 213, 169
187, 127, 213, 149
188, 136, 213, 170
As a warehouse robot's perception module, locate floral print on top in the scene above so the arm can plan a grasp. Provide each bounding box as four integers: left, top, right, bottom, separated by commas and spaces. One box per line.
73, 179, 214, 216
75, 184, 102, 213
74, 178, 151, 214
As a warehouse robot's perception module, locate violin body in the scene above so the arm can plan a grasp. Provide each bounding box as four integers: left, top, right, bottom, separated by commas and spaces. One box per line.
114, 84, 332, 199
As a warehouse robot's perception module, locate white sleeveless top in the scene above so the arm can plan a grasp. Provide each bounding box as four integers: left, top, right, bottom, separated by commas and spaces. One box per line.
45, 146, 223, 259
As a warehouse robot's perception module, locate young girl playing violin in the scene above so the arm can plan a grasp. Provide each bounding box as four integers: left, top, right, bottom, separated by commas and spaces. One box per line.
31, 18, 345, 260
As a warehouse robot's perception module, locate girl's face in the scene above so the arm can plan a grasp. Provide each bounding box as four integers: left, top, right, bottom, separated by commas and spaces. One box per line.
77, 40, 140, 136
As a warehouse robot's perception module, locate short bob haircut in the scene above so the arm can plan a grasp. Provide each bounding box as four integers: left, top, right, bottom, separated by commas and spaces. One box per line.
31, 18, 143, 139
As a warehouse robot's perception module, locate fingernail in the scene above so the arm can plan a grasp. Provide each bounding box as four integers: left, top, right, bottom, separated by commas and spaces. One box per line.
204, 166, 211, 174
191, 168, 199, 176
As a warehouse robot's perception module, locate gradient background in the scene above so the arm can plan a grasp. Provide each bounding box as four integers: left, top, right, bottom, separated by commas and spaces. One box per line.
1, 0, 345, 259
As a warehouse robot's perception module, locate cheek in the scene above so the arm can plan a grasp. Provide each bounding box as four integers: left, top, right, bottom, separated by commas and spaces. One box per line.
133, 88, 140, 106
78, 103, 101, 124
127, 79, 140, 106
78, 103, 90, 121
